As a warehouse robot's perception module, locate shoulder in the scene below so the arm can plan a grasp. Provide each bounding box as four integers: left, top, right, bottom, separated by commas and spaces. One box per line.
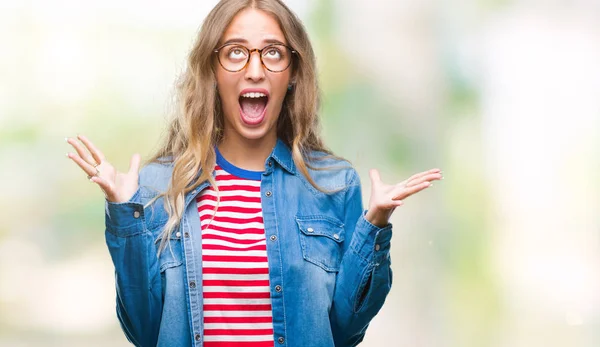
139, 159, 175, 194
301, 150, 360, 193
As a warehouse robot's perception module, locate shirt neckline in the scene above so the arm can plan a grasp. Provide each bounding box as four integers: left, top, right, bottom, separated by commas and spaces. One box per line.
215, 146, 264, 181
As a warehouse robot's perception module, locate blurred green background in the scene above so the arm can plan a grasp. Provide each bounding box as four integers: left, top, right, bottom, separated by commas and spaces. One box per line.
1, 0, 599, 346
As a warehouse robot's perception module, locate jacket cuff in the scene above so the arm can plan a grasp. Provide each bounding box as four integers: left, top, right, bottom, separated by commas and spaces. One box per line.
105, 188, 146, 237
349, 210, 393, 265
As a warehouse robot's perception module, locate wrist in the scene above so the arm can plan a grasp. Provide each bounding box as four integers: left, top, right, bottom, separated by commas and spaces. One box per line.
364, 209, 390, 228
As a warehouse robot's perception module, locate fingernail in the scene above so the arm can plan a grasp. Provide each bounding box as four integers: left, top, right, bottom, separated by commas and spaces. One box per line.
65, 137, 69, 142
65, 153, 70, 158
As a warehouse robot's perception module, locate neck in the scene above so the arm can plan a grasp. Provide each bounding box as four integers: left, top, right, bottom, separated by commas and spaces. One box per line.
217, 133, 277, 172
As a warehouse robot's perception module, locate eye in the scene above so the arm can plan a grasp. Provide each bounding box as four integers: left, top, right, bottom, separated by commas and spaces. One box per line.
263, 47, 282, 59
227, 46, 247, 60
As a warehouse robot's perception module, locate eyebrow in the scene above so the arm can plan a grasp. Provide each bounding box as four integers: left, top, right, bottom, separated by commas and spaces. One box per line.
220, 37, 287, 46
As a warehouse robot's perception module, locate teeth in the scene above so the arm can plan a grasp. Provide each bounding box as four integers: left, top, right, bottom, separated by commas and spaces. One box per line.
241, 92, 267, 98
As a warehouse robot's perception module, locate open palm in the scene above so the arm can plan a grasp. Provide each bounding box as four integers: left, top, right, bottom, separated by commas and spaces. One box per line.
66, 135, 140, 203
365, 168, 443, 227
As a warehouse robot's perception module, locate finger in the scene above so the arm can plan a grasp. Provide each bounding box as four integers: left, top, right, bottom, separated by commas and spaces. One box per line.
128, 153, 141, 175
67, 152, 99, 178
392, 181, 431, 201
403, 168, 441, 184
76, 134, 106, 165
369, 169, 382, 185
66, 137, 96, 166
405, 172, 443, 187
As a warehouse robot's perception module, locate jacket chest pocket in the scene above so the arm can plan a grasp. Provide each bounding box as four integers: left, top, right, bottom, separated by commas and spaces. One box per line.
140, 188, 183, 272
140, 188, 169, 232
295, 216, 345, 272
156, 232, 184, 300
156, 232, 184, 272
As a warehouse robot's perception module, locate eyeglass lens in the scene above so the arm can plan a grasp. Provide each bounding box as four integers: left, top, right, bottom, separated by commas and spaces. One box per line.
218, 44, 292, 72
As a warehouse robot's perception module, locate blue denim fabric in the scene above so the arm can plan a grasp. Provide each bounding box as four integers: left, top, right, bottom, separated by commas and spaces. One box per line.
104, 138, 393, 347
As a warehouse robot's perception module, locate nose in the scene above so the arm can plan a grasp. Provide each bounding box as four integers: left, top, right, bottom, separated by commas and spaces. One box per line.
244, 51, 265, 82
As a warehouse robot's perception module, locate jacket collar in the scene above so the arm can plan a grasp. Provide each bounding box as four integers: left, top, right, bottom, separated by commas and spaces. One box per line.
270, 138, 296, 175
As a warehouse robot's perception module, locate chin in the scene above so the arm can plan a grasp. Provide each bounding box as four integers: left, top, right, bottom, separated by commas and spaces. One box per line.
238, 125, 276, 142
232, 117, 276, 142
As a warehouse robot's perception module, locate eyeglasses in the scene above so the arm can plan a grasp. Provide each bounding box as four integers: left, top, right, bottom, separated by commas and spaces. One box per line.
214, 43, 296, 73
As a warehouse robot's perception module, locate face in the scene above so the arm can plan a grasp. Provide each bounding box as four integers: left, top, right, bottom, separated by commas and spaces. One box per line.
215, 8, 292, 145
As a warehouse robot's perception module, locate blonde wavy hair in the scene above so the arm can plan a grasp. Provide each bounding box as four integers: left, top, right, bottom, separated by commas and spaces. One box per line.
148, 0, 345, 253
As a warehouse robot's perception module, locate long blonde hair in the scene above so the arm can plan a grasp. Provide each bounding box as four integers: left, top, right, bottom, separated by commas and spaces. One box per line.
148, 0, 344, 253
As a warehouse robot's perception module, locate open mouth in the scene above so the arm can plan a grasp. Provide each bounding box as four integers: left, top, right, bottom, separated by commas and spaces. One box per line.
239, 91, 269, 125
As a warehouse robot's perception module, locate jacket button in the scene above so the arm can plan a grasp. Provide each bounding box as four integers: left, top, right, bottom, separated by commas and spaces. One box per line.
269, 235, 277, 242
278, 337, 285, 344
333, 233, 339, 240
189, 281, 196, 288
307, 227, 314, 233
268, 161, 273, 167
195, 334, 201, 341
375, 244, 381, 251
133, 211, 140, 219
175, 232, 181, 238
265, 191, 272, 197
184, 232, 190, 238
275, 285, 282, 292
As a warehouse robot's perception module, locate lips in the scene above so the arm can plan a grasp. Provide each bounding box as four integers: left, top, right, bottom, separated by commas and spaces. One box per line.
238, 89, 269, 126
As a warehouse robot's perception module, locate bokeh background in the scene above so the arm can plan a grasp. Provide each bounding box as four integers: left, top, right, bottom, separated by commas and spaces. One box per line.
1, 0, 599, 346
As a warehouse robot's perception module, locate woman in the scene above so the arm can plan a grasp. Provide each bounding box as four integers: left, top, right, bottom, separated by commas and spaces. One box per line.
67, 0, 442, 346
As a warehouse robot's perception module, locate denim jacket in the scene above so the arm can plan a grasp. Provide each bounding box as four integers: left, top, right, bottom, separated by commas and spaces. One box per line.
104, 139, 393, 347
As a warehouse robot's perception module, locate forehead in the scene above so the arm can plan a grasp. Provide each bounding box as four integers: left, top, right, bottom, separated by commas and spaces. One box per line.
220, 8, 286, 46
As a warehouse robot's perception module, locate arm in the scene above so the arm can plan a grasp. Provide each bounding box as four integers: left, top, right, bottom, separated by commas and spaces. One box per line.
331, 166, 443, 346
105, 187, 162, 347
65, 135, 162, 346
330, 170, 393, 346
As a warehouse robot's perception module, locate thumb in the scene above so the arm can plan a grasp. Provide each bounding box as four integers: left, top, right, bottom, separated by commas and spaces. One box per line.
369, 168, 381, 185
128, 153, 141, 175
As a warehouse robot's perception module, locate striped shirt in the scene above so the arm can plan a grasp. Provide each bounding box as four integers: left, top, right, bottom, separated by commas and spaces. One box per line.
196, 159, 274, 347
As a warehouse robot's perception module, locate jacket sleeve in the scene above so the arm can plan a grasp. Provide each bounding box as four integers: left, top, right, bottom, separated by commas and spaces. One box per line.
104, 187, 162, 347
330, 169, 393, 346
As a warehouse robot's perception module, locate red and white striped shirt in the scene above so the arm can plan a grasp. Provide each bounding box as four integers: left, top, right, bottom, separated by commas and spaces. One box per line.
196, 164, 274, 347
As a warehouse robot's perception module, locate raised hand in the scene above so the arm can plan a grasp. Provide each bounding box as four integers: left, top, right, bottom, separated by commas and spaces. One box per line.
365, 168, 443, 227
66, 135, 141, 203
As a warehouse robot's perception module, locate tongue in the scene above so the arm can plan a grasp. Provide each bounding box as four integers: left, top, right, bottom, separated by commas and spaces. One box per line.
240, 97, 267, 118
